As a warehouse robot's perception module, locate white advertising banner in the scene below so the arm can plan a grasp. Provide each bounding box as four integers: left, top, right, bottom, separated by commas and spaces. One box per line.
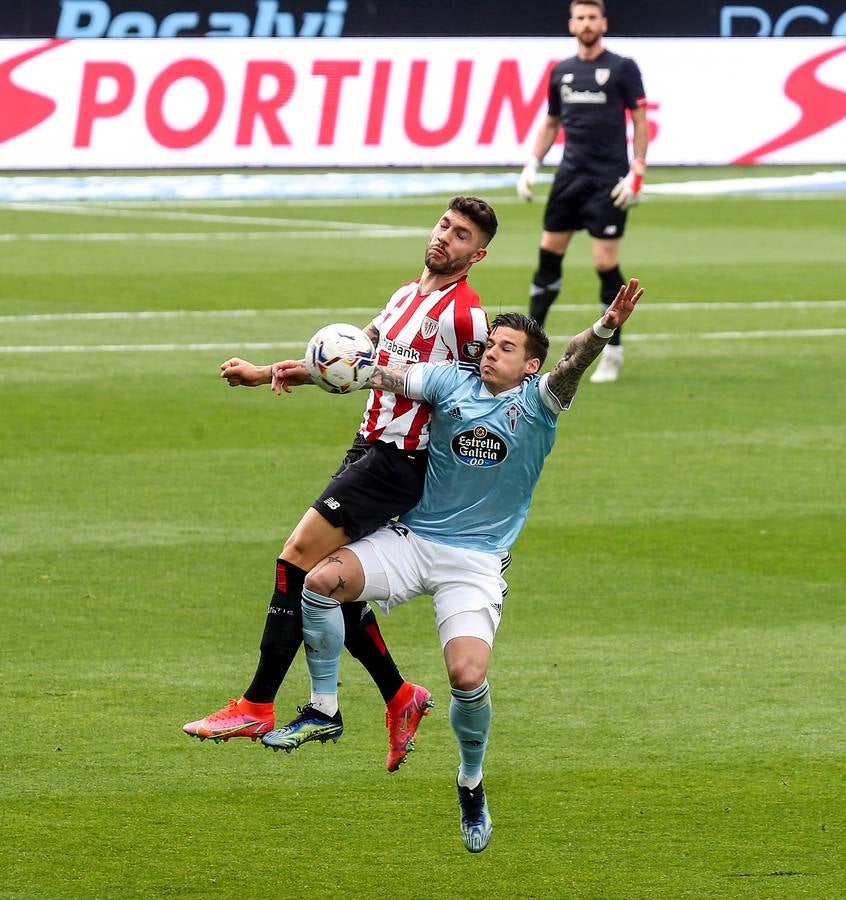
1, 37, 844, 169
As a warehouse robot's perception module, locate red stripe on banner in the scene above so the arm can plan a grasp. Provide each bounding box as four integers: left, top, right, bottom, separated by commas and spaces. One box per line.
733, 45, 846, 163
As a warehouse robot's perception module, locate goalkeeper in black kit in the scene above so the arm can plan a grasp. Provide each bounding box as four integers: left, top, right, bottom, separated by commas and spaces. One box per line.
517, 0, 648, 383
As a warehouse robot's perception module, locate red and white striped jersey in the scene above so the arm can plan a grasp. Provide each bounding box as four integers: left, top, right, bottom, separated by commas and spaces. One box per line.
360, 276, 488, 450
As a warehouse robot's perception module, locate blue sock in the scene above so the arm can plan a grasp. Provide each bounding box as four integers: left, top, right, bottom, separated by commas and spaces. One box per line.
449, 681, 492, 781
301, 588, 344, 696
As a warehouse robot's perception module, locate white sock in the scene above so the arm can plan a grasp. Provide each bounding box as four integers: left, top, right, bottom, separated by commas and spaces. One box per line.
457, 772, 482, 790
310, 692, 338, 716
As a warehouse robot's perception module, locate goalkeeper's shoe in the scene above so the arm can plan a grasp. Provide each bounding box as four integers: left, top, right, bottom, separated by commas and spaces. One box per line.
385, 682, 434, 772
589, 345, 623, 384
261, 704, 343, 753
457, 779, 493, 853
182, 697, 274, 742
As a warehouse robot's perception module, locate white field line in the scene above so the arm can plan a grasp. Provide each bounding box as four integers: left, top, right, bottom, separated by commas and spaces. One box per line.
2, 300, 844, 324
622, 328, 846, 341
0, 229, 424, 242
0, 341, 304, 353
1, 201, 421, 233
2, 329, 845, 354
0, 307, 375, 323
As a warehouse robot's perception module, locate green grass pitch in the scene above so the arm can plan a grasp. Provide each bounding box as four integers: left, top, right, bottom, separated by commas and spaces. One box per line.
1, 168, 845, 898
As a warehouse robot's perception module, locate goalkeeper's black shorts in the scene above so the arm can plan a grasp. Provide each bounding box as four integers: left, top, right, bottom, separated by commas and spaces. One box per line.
311, 433, 428, 543
544, 169, 628, 239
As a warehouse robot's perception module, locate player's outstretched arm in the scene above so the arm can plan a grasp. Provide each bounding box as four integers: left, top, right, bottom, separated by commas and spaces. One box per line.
362, 364, 408, 396
270, 358, 311, 394
547, 279, 644, 406
220, 357, 272, 387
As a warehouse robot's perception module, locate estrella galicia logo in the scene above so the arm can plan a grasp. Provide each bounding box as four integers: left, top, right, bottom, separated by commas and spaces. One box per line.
451, 425, 508, 468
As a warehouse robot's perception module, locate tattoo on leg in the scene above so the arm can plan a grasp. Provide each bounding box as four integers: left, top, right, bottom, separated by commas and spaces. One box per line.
313, 555, 347, 598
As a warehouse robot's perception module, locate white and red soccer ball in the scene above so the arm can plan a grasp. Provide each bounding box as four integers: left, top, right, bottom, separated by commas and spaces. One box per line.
306, 323, 377, 394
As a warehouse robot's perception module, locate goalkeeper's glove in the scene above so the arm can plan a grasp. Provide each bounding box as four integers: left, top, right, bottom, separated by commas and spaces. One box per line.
517, 158, 540, 201
610, 158, 646, 210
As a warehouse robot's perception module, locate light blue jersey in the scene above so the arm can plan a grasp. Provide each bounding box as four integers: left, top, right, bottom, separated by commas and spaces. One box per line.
401, 362, 566, 554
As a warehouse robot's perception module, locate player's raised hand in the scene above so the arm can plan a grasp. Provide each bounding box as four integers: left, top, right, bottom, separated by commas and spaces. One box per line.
219, 358, 271, 387
271, 358, 310, 394
601, 278, 644, 330
610, 159, 646, 210
517, 158, 539, 201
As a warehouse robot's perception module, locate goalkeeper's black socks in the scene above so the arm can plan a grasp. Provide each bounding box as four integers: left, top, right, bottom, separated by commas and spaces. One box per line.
598, 265, 624, 346
243, 558, 307, 704
529, 248, 564, 327
342, 601, 405, 704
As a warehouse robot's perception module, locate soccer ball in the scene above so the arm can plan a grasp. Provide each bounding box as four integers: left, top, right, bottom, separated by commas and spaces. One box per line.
305, 323, 377, 394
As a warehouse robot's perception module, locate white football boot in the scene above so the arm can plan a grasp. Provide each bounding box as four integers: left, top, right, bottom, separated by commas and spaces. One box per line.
589, 345, 623, 383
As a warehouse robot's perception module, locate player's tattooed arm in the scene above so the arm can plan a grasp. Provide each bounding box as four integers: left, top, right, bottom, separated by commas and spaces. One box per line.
547, 329, 608, 407
363, 364, 408, 395
547, 278, 644, 407
362, 323, 380, 347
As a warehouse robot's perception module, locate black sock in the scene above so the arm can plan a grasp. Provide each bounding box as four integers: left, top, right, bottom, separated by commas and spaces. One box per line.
342, 601, 404, 704
243, 559, 307, 704
529, 248, 564, 327
598, 266, 624, 346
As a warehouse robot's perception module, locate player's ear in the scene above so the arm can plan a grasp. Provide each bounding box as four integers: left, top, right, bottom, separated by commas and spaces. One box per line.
526, 357, 541, 376
471, 247, 487, 265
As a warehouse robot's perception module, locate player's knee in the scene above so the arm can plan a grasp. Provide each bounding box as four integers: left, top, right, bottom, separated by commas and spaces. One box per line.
283, 528, 335, 571
446, 658, 487, 692
282, 531, 310, 567
533, 247, 563, 290
303, 566, 335, 597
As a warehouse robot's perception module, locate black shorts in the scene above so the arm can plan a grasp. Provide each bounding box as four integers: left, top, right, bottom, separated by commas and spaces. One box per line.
311, 434, 429, 543
543, 170, 628, 239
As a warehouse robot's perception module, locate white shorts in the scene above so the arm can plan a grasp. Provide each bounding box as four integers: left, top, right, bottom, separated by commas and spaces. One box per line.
350, 523, 508, 648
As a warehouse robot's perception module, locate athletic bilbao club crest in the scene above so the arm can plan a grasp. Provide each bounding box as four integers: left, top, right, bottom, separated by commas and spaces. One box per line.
421, 317, 438, 339
595, 68, 610, 86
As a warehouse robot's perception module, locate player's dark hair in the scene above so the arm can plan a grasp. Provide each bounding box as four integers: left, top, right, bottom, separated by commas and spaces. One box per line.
448, 196, 498, 246
490, 313, 549, 366
570, 0, 605, 15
